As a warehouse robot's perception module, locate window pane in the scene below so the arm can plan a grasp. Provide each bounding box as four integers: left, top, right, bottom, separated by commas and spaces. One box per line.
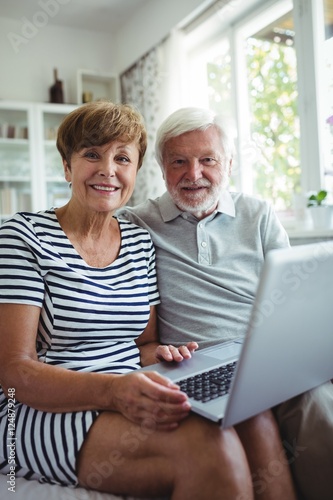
206, 40, 236, 190
190, 3, 298, 214
244, 11, 300, 212
323, 0, 333, 194
207, 40, 232, 116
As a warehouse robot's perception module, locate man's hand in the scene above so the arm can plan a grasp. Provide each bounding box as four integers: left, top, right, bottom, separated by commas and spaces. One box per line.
155, 342, 199, 362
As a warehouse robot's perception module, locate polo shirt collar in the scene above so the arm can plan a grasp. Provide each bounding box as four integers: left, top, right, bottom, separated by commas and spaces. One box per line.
158, 190, 235, 222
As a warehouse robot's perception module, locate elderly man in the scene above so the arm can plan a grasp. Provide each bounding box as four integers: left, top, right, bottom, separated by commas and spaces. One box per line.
118, 107, 333, 500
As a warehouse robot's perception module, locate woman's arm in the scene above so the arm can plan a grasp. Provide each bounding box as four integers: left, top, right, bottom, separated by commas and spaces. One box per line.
0, 303, 116, 412
136, 306, 198, 366
0, 303, 191, 429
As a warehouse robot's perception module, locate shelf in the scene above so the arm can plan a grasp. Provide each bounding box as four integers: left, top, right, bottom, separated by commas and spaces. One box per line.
0, 138, 29, 145
0, 106, 30, 140
0, 177, 30, 182
46, 176, 67, 182
77, 69, 119, 104
287, 228, 333, 239
0, 101, 77, 219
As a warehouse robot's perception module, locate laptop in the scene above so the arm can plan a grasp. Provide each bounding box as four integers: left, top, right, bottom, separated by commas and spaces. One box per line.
140, 241, 333, 428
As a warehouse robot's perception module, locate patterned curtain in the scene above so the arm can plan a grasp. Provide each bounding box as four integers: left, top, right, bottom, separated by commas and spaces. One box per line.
120, 29, 186, 205
120, 44, 165, 206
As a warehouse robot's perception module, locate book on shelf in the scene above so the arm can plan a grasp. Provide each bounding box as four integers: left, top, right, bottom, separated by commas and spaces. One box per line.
0, 187, 17, 215
0, 188, 31, 217
0, 124, 29, 139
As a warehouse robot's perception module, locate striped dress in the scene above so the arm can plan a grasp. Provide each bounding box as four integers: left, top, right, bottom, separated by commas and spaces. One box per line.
0, 209, 160, 486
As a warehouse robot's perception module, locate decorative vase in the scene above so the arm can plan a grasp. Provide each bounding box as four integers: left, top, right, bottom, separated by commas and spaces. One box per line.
49, 68, 64, 104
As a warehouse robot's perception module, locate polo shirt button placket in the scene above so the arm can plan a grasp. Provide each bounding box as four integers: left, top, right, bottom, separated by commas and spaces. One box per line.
198, 222, 210, 264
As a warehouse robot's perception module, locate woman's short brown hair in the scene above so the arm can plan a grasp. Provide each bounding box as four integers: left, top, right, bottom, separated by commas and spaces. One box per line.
56, 100, 147, 169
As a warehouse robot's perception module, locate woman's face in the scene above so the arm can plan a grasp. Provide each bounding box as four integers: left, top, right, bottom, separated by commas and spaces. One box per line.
63, 140, 139, 214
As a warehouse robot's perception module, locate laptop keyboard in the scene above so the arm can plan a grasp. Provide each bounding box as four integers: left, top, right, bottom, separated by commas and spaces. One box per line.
178, 361, 237, 403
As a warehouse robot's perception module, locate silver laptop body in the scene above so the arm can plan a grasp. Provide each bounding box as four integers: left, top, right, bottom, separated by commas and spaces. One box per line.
140, 241, 333, 428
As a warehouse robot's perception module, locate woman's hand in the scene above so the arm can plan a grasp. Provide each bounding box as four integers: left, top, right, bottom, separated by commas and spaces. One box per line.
109, 370, 191, 430
155, 342, 199, 362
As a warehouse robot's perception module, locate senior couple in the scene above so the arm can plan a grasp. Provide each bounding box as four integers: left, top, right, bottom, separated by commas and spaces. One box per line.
0, 100, 332, 500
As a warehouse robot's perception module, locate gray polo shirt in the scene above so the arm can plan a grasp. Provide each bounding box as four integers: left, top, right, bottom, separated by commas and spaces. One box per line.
118, 190, 289, 349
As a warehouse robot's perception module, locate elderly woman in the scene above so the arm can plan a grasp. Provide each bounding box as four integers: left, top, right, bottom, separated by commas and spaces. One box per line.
0, 101, 294, 499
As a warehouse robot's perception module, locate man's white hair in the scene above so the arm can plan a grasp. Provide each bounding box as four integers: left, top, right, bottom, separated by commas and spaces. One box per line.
155, 107, 236, 168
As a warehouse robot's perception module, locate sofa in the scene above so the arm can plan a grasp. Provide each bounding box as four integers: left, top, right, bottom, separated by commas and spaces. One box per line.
0, 474, 168, 500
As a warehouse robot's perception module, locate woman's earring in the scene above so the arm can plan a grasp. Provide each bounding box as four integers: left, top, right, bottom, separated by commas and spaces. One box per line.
69, 182, 72, 188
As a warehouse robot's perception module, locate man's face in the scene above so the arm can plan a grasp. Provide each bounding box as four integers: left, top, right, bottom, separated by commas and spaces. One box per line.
162, 126, 232, 219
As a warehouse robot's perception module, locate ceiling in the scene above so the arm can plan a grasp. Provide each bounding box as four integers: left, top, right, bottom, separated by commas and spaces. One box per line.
0, 0, 149, 33
1, 0, 332, 38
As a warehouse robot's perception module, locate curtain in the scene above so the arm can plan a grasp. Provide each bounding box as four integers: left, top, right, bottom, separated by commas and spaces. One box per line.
120, 30, 186, 206
121, 44, 164, 206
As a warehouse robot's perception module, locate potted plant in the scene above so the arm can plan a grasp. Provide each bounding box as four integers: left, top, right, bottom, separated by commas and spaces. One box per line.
307, 190, 333, 229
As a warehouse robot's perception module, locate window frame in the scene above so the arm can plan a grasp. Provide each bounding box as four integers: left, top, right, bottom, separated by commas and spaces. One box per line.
182, 0, 329, 233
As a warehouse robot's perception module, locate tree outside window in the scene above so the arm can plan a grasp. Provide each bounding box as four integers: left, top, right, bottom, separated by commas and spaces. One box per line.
207, 11, 299, 213
245, 17, 300, 212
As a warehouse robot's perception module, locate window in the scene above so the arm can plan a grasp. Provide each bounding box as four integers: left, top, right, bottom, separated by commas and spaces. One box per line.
183, 0, 333, 230
238, 8, 299, 213
322, 0, 333, 193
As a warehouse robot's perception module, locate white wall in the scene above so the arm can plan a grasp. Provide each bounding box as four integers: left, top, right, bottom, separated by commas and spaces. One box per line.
0, 0, 212, 103
0, 17, 115, 103
115, 0, 214, 73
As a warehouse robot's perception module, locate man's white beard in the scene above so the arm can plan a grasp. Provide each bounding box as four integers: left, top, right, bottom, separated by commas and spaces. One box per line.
167, 176, 229, 215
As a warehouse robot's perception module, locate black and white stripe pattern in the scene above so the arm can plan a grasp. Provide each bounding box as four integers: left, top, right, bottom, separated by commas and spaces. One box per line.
0, 210, 160, 485
0, 405, 98, 485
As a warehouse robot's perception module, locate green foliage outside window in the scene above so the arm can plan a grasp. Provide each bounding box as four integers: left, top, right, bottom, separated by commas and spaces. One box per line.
246, 37, 300, 211
207, 36, 300, 212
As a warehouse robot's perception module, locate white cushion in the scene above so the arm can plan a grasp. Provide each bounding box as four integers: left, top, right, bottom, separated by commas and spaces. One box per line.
0, 474, 168, 500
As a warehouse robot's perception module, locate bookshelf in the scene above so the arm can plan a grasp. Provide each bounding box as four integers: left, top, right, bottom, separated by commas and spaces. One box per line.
0, 101, 77, 223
